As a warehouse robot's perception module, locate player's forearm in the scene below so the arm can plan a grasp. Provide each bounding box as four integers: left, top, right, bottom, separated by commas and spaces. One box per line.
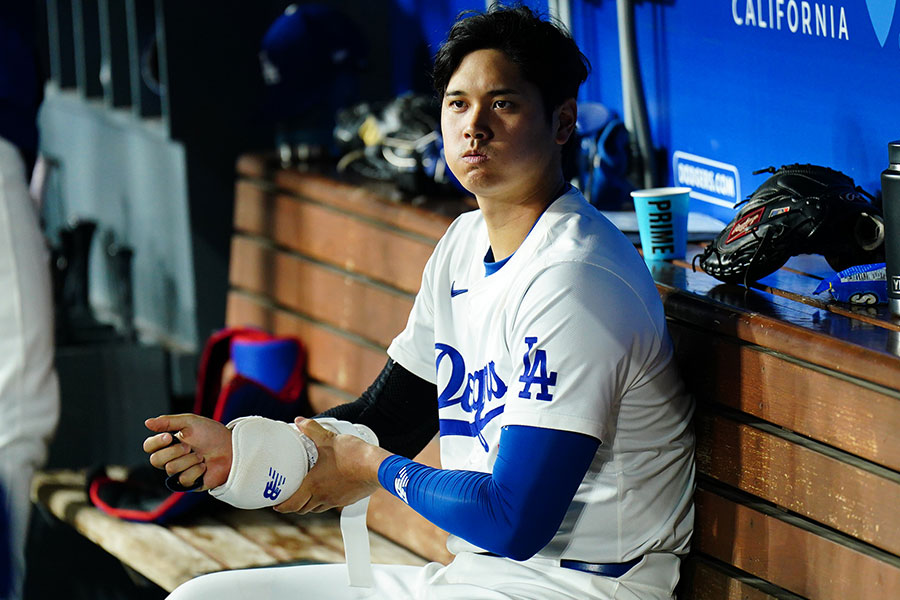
333, 431, 392, 487
377, 425, 599, 560
378, 458, 547, 560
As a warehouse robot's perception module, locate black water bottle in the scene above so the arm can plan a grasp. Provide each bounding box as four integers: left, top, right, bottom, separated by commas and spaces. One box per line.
883, 140, 900, 317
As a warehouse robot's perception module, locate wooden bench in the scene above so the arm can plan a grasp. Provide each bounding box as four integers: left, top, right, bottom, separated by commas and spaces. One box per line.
32, 154, 900, 598
31, 468, 427, 593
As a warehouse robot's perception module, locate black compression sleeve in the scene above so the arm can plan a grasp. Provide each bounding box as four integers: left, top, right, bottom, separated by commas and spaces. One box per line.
317, 359, 438, 459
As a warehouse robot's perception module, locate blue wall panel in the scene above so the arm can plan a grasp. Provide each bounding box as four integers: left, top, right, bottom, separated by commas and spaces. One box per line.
391, 0, 484, 95
570, 1, 900, 222
404, 2, 898, 222
391, 0, 550, 96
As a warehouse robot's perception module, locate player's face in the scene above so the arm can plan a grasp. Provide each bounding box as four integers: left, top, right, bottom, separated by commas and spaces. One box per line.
441, 49, 571, 205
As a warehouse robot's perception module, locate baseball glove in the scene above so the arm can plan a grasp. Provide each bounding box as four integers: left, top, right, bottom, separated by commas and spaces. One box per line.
696, 164, 885, 284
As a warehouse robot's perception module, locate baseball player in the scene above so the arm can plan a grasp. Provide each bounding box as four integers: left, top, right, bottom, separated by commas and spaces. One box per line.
144, 6, 694, 599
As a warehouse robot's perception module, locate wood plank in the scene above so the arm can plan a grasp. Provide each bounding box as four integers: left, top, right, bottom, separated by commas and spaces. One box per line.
226, 292, 386, 396
672, 323, 900, 472
235, 154, 272, 180
755, 279, 898, 331
679, 249, 899, 331
694, 487, 900, 600
780, 253, 838, 280
679, 557, 793, 600
750, 255, 898, 331
652, 257, 845, 330
167, 512, 278, 570
273, 169, 464, 242
31, 470, 223, 592
234, 182, 434, 294
696, 413, 900, 555
213, 508, 349, 565
229, 235, 414, 348
35, 469, 429, 587
212, 505, 428, 567
235, 154, 469, 242
651, 263, 900, 391
308, 382, 356, 415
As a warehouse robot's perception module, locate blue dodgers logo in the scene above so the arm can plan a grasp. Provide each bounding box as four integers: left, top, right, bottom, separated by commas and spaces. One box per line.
867, 0, 897, 46
263, 467, 286, 501
518, 337, 557, 402
434, 337, 558, 449
435, 343, 508, 450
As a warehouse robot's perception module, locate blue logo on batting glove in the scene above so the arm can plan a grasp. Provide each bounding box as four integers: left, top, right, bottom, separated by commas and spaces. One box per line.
263, 468, 286, 501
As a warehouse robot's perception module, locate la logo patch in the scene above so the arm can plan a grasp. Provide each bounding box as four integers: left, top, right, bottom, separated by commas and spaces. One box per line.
518, 337, 557, 402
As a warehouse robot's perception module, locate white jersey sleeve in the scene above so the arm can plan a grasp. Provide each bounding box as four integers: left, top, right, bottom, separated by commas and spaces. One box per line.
501, 260, 670, 443
388, 237, 440, 383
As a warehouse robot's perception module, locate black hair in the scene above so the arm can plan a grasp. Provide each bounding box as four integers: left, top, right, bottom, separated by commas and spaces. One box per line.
432, 4, 590, 119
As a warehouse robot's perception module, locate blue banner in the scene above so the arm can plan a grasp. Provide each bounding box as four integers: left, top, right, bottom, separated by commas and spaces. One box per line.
402, 1, 899, 223
571, 1, 900, 222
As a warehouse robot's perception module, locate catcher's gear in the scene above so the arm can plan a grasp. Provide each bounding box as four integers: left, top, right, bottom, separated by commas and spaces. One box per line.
697, 164, 885, 284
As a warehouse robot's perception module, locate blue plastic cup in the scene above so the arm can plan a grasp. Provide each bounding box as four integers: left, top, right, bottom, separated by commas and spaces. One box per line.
630, 187, 690, 261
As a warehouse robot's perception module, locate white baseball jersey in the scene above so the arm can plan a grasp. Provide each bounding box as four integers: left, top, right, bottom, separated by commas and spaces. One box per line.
388, 186, 695, 563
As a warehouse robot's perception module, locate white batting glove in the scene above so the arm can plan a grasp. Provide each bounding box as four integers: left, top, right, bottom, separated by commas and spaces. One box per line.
209, 416, 377, 510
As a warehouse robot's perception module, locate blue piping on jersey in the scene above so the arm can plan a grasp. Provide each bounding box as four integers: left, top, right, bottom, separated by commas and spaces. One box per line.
483, 251, 512, 276
482, 195, 559, 277
439, 404, 505, 451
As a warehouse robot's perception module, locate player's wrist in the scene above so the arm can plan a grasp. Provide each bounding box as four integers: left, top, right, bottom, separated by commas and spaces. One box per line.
335, 434, 391, 488
205, 427, 233, 488
377, 454, 414, 497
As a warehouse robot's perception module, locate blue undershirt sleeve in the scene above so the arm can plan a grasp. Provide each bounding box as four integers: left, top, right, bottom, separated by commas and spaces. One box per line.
377, 425, 600, 561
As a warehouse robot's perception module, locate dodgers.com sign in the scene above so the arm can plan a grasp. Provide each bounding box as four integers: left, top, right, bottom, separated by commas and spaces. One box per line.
672, 152, 742, 222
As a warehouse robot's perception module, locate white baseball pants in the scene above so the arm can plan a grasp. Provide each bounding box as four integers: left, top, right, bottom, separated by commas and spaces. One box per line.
166, 551, 681, 600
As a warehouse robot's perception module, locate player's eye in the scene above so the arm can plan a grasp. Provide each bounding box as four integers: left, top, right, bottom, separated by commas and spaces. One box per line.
447, 99, 466, 110
493, 100, 512, 110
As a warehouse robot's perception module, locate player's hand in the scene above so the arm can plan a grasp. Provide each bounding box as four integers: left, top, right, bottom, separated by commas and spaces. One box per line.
143, 414, 233, 492
274, 418, 389, 514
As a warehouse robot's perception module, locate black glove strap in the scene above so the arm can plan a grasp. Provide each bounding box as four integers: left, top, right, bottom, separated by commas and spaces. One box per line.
163, 432, 205, 492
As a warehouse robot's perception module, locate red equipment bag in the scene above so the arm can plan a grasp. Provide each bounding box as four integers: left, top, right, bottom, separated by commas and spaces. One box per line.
87, 327, 308, 523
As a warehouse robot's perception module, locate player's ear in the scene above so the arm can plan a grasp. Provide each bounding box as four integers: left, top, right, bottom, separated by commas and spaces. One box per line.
554, 98, 578, 146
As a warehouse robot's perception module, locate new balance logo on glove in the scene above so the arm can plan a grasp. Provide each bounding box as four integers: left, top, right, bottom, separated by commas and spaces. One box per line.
263, 467, 286, 501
